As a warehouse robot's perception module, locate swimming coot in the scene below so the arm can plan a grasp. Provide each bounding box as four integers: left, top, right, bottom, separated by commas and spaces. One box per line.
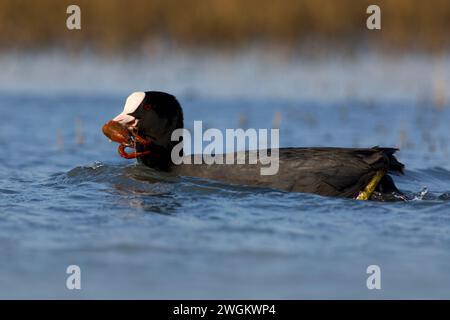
104, 91, 405, 201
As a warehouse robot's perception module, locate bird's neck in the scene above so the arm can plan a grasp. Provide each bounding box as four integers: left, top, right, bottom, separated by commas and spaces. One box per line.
136, 142, 177, 171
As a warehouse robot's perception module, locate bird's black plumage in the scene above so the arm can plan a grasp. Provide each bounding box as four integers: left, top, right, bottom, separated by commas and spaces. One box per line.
118, 91, 405, 200
172, 147, 404, 199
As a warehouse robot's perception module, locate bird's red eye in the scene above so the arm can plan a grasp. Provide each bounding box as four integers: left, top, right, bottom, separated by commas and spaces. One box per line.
143, 104, 152, 110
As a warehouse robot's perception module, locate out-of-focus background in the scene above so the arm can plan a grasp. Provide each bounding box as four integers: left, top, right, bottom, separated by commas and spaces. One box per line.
1, 0, 450, 51
1, 0, 450, 103
1, 1, 450, 299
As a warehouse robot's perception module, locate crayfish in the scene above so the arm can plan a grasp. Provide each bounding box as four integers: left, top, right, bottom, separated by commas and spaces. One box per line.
102, 120, 151, 159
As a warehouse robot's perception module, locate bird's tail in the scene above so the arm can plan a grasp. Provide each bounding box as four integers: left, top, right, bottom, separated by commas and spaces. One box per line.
374, 147, 405, 175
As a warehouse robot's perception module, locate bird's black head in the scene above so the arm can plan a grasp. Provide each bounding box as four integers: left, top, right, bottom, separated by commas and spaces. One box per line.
112, 91, 184, 169
113, 91, 184, 149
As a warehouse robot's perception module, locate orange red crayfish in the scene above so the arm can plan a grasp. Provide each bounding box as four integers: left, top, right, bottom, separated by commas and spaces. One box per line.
102, 120, 151, 159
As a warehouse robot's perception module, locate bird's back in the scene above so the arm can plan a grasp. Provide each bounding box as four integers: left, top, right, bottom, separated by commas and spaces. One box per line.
172, 147, 404, 198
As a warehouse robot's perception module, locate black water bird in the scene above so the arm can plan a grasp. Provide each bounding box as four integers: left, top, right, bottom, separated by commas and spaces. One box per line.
109, 91, 405, 201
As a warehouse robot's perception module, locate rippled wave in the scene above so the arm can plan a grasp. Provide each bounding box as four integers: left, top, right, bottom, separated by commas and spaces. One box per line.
2, 93, 450, 298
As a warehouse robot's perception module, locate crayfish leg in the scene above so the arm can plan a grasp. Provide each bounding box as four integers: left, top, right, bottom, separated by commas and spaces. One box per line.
118, 145, 151, 159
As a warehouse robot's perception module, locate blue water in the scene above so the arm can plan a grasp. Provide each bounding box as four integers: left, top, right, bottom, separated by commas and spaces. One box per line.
1, 89, 450, 298
0, 47, 450, 299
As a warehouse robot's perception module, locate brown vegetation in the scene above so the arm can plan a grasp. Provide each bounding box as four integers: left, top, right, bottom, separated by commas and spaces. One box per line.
0, 0, 449, 52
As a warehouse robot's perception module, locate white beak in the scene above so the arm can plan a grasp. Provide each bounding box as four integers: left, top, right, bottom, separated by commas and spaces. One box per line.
113, 113, 138, 127
113, 91, 146, 128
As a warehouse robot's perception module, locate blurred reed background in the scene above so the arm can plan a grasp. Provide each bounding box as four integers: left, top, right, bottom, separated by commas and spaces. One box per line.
0, 0, 449, 52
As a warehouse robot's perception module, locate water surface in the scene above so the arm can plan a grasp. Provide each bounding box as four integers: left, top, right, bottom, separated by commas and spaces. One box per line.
1, 54, 450, 298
